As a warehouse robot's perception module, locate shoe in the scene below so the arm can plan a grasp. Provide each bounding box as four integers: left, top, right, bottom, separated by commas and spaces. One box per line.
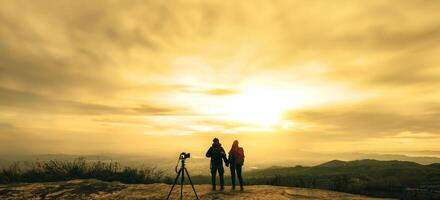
220, 187, 224, 191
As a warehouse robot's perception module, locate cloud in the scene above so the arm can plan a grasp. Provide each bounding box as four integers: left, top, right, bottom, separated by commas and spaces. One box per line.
196, 119, 251, 130
0, 87, 193, 116
131, 104, 195, 116
285, 101, 440, 139
181, 87, 239, 96
204, 88, 239, 96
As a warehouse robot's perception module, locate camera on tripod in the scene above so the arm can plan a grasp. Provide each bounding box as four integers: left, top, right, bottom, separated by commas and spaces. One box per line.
167, 152, 199, 200
179, 152, 190, 160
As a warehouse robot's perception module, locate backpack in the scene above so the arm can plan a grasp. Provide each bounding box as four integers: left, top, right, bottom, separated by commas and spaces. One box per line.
235, 148, 245, 165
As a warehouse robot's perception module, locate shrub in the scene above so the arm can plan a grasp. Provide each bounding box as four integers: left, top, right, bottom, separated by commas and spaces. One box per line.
0, 158, 164, 184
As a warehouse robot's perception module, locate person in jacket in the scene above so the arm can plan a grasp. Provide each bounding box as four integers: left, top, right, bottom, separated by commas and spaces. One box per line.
228, 140, 244, 190
206, 138, 229, 190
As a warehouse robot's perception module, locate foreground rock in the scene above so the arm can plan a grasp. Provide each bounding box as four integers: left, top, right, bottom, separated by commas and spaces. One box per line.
0, 179, 392, 200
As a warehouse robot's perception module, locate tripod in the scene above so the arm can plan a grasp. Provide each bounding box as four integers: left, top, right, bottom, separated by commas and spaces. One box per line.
166, 158, 199, 200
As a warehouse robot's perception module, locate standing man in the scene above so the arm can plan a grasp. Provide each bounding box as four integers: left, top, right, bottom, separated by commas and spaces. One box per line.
206, 138, 229, 190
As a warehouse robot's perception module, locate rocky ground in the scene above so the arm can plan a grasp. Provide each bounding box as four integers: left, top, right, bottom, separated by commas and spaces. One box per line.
0, 179, 393, 200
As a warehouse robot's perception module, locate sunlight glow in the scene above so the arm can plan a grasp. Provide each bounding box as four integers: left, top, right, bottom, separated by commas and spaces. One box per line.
219, 87, 304, 127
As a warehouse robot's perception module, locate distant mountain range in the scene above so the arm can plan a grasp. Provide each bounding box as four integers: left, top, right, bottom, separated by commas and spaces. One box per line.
243, 159, 440, 199
2, 152, 440, 175
2, 151, 440, 164
330, 152, 440, 165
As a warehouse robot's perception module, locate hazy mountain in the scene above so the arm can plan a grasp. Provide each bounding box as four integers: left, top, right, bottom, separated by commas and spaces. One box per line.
243, 159, 440, 199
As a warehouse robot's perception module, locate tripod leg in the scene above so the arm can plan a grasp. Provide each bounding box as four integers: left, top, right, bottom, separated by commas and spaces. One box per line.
184, 168, 200, 200
166, 168, 182, 200
180, 168, 184, 200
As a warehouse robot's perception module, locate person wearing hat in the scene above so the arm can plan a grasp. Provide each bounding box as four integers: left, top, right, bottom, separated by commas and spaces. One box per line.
205, 138, 229, 190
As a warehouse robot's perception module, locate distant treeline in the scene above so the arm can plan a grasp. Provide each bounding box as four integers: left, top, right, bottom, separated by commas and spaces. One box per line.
1, 158, 440, 200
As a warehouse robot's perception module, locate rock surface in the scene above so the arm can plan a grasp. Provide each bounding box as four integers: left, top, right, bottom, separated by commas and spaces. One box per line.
0, 179, 393, 200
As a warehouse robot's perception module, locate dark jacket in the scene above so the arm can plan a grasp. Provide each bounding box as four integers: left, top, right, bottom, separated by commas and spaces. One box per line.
206, 142, 228, 167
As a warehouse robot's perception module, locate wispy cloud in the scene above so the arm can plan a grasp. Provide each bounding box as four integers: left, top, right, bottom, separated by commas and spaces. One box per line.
285, 100, 440, 139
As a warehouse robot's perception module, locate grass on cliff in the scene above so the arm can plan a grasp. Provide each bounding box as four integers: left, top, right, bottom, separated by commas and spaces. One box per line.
0, 158, 166, 184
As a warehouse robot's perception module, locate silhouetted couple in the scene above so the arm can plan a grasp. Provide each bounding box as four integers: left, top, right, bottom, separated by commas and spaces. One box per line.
205, 138, 244, 191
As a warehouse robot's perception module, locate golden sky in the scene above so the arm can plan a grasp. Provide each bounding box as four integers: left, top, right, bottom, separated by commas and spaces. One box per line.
1, 0, 440, 158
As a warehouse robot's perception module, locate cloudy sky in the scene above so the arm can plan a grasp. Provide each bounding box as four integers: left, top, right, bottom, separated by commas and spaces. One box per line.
1, 0, 440, 159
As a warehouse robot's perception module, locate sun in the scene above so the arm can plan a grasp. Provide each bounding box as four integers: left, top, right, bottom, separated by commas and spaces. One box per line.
219, 87, 301, 127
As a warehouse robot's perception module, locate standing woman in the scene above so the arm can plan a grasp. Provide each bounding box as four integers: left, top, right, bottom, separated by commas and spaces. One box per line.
228, 140, 244, 190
